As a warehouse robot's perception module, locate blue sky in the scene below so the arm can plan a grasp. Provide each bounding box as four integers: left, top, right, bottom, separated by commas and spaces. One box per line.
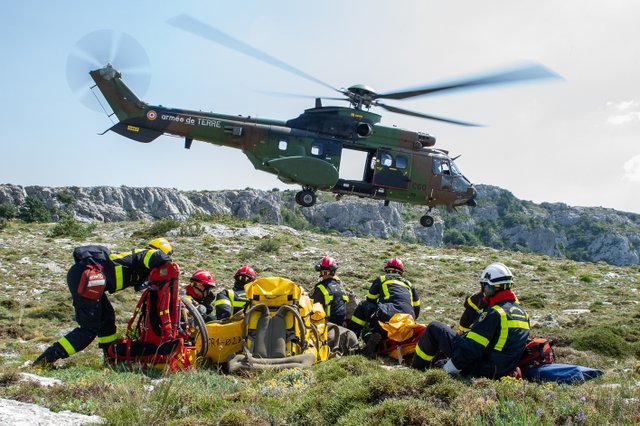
2, 1, 640, 213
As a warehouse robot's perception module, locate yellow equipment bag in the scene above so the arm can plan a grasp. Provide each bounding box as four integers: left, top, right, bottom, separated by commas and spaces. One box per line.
227, 277, 333, 372
380, 313, 419, 342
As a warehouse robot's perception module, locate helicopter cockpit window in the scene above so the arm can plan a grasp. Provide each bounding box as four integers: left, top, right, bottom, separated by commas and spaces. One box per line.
311, 143, 323, 156
278, 140, 288, 151
450, 160, 462, 176
395, 155, 408, 169
380, 153, 393, 167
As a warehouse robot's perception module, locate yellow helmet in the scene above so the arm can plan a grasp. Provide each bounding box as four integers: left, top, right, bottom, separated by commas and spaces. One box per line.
148, 237, 173, 255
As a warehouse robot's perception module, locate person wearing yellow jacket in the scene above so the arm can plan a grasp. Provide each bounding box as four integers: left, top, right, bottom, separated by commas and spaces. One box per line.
34, 238, 173, 367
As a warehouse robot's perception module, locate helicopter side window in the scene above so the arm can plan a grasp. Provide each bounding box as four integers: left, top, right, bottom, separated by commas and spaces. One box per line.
380, 153, 393, 167
311, 143, 323, 156
396, 155, 408, 169
432, 159, 442, 175
278, 140, 288, 151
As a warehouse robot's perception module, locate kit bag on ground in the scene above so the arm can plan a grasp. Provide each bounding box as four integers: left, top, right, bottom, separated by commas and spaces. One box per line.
518, 337, 555, 369
523, 363, 604, 384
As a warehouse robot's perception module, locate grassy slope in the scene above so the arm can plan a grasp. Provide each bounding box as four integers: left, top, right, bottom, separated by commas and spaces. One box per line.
0, 219, 639, 425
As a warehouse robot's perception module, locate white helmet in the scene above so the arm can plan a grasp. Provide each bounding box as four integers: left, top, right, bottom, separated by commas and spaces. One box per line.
479, 262, 513, 297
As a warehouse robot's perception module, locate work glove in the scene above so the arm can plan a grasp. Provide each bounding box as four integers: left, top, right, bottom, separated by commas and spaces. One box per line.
442, 359, 462, 375
196, 304, 207, 316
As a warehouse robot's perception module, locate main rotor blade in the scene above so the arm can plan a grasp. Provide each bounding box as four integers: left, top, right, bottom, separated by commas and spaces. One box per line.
377, 102, 483, 127
377, 62, 561, 101
168, 14, 339, 94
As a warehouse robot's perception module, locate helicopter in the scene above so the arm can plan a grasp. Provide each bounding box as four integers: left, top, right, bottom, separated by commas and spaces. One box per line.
84, 15, 559, 227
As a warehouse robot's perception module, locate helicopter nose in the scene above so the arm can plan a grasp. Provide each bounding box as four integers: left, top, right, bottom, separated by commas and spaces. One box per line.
466, 186, 477, 207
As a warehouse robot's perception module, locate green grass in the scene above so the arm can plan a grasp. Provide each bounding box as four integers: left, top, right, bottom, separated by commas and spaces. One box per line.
0, 221, 638, 424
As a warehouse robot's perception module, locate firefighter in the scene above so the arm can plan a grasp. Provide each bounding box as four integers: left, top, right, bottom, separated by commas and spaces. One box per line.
312, 256, 349, 326
347, 257, 421, 358
214, 265, 256, 320
411, 262, 530, 379
33, 238, 173, 367
184, 269, 216, 322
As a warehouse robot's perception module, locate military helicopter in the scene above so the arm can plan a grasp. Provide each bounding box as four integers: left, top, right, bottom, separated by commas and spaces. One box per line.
81, 15, 559, 227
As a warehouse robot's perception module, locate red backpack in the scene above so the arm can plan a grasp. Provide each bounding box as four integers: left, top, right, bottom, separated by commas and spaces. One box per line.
519, 337, 555, 369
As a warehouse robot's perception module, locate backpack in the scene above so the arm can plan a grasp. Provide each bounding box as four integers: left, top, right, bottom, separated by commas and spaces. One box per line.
227, 277, 336, 372
72, 245, 111, 265
106, 262, 207, 371
519, 337, 555, 369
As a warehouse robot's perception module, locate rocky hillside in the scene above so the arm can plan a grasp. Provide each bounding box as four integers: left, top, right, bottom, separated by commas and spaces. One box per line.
1, 183, 639, 265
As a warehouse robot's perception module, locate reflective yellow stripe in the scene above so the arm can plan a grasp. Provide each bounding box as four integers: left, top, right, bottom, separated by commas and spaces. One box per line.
317, 284, 333, 316
412, 299, 420, 307
415, 344, 434, 361
342, 295, 349, 302
98, 333, 119, 344
380, 276, 414, 305
507, 320, 530, 330
467, 296, 481, 313
115, 265, 124, 291
57, 337, 76, 356
458, 324, 470, 332
143, 250, 154, 269
493, 306, 509, 351
350, 315, 366, 326
215, 299, 231, 306
366, 292, 379, 301
466, 331, 490, 347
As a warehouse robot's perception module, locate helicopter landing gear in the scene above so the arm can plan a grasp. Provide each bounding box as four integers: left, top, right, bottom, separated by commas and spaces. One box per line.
420, 214, 435, 227
295, 188, 317, 207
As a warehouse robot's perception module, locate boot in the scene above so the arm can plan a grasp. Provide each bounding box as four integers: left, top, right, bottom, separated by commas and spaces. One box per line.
33, 344, 66, 367
361, 332, 382, 359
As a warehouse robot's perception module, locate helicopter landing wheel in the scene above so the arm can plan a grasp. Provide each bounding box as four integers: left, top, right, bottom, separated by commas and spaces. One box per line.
420, 215, 434, 227
296, 189, 317, 207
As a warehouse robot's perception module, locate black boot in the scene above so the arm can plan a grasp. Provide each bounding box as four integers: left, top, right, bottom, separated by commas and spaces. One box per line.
33, 344, 66, 367
361, 332, 382, 359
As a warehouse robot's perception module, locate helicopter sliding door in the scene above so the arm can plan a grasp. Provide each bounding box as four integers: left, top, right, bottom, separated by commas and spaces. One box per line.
372, 149, 410, 190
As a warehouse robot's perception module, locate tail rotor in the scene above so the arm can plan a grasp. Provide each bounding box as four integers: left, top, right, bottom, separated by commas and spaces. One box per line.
66, 30, 151, 112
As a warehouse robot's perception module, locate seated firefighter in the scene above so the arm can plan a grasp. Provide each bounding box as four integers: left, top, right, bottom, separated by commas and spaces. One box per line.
411, 262, 530, 379
184, 269, 216, 322
347, 257, 421, 358
215, 265, 256, 320
33, 238, 173, 367
311, 256, 349, 326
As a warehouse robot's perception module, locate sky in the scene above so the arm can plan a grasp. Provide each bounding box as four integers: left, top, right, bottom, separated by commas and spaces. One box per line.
2, 1, 640, 213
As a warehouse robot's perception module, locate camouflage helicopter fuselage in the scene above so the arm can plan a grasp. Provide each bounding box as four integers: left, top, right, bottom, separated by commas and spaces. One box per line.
91, 65, 476, 221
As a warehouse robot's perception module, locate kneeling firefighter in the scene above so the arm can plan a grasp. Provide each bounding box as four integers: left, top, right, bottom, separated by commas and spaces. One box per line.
214, 265, 256, 320
347, 257, 421, 358
184, 269, 216, 322
33, 238, 173, 367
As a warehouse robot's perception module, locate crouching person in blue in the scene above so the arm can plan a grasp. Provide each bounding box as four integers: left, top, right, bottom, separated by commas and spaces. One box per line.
33, 238, 173, 367
411, 262, 529, 379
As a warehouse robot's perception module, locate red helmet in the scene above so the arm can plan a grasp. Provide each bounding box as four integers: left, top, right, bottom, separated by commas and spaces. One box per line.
234, 265, 257, 281
190, 269, 215, 287
384, 257, 405, 274
315, 256, 338, 272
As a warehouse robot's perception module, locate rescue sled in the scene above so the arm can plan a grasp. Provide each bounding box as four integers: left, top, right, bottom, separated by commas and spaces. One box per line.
105, 262, 209, 371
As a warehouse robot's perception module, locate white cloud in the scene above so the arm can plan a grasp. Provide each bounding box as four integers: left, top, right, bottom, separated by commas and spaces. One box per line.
607, 100, 640, 125
623, 154, 640, 183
